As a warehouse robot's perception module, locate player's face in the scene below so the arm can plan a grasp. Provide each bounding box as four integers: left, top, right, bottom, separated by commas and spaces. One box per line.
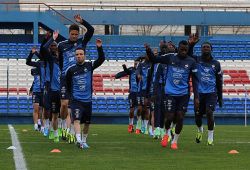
69, 30, 79, 42
167, 43, 175, 53
50, 43, 58, 54
75, 49, 85, 64
178, 44, 188, 57
153, 48, 158, 56
202, 44, 212, 55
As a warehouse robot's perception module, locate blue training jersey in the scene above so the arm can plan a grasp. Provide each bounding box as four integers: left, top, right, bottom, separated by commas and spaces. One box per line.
136, 61, 151, 91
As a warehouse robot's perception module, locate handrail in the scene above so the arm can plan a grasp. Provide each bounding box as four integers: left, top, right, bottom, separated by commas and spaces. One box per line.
0, 2, 76, 25
1, 2, 250, 12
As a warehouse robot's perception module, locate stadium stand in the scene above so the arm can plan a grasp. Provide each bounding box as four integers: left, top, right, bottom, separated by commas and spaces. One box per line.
0, 39, 250, 116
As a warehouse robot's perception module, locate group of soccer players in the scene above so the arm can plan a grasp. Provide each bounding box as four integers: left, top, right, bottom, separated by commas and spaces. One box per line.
26, 14, 223, 150
27, 14, 105, 149
116, 34, 223, 149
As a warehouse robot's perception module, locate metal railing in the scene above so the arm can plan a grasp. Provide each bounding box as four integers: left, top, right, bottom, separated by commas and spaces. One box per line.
1, 2, 250, 12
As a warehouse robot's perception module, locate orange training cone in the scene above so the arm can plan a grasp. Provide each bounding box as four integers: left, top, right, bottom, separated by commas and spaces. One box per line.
228, 150, 239, 154
50, 149, 61, 153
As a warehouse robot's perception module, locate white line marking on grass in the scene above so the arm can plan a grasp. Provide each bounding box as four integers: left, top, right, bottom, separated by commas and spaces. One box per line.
8, 125, 27, 170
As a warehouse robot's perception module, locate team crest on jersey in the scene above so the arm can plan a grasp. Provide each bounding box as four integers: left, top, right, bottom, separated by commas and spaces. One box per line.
84, 68, 88, 72
185, 64, 189, 68
212, 65, 215, 68
74, 43, 77, 46
204, 68, 210, 72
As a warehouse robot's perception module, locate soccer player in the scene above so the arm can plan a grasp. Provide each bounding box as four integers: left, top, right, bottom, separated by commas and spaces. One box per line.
115, 59, 140, 133
66, 39, 105, 149
147, 61, 164, 138
41, 31, 62, 143
188, 34, 223, 145
146, 40, 199, 150
58, 14, 94, 140
26, 47, 46, 131
136, 55, 151, 135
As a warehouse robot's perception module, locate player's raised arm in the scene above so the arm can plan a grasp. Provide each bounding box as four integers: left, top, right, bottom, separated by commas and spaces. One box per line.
93, 39, 105, 70
74, 14, 95, 47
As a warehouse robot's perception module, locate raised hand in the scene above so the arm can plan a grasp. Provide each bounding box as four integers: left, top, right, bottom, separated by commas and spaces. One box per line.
74, 14, 83, 23
96, 39, 102, 47
188, 32, 199, 45
31, 47, 37, 54
53, 30, 59, 40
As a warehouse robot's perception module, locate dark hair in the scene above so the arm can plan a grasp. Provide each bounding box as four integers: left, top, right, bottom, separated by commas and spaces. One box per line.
75, 47, 86, 54
201, 41, 213, 50
178, 40, 189, 47
69, 24, 79, 32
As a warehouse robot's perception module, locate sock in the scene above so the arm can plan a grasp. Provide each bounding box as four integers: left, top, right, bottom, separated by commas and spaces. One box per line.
58, 118, 62, 128
208, 130, 214, 142
76, 133, 81, 143
45, 119, 49, 129
136, 116, 142, 129
129, 118, 134, 125
144, 120, 148, 130
62, 119, 67, 129
167, 129, 171, 136
66, 128, 70, 133
54, 130, 58, 137
34, 124, 38, 130
38, 119, 41, 125
198, 126, 204, 133
70, 124, 75, 134
82, 133, 88, 143
172, 133, 180, 144
49, 121, 52, 130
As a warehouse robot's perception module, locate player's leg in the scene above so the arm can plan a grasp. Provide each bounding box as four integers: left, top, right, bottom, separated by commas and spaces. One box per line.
80, 102, 92, 149
32, 92, 40, 131
128, 93, 135, 133
195, 94, 205, 143
161, 95, 176, 147
206, 93, 217, 145
51, 91, 61, 142
171, 95, 189, 150
135, 94, 142, 134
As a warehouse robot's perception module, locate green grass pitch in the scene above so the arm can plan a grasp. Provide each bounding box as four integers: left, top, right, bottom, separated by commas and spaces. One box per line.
1, 125, 250, 170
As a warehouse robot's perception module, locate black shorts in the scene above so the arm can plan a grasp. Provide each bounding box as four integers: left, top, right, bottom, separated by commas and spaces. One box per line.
164, 94, 190, 113
137, 90, 147, 106
43, 90, 51, 110
32, 92, 43, 107
60, 76, 70, 100
50, 91, 61, 114
71, 100, 92, 124
128, 92, 137, 108
198, 93, 217, 115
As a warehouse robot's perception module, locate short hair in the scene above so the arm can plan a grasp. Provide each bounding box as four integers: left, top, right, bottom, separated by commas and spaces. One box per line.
201, 41, 213, 50
75, 47, 86, 54
178, 40, 189, 47
69, 24, 79, 33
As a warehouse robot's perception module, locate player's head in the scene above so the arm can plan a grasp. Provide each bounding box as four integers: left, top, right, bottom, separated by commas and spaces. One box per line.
153, 48, 158, 56
75, 48, 85, 64
134, 57, 140, 67
178, 40, 189, 58
49, 41, 58, 57
160, 43, 168, 55
201, 41, 212, 56
167, 41, 177, 53
69, 24, 80, 42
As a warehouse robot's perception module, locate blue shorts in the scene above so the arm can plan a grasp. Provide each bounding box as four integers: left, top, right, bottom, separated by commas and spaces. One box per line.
60, 76, 70, 100
164, 94, 190, 113
32, 92, 43, 107
198, 93, 217, 115
50, 91, 61, 114
128, 92, 137, 108
71, 100, 92, 124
